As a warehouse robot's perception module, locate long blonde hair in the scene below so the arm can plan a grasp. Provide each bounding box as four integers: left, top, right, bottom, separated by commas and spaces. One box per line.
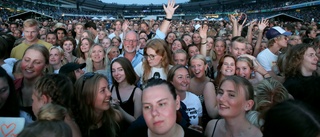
73, 73, 119, 137
86, 44, 109, 72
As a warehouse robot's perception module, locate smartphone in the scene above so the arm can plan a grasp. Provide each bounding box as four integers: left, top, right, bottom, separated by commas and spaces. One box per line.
238, 13, 247, 24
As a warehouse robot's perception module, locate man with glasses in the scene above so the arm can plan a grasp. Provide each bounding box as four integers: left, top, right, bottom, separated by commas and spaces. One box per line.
257, 26, 291, 82
117, 0, 178, 68
107, 0, 178, 86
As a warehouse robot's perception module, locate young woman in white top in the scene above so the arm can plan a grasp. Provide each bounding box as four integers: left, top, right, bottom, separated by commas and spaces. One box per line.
134, 39, 173, 86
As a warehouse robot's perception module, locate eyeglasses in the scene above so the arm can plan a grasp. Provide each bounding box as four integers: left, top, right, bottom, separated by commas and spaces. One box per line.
124, 39, 138, 43
144, 54, 158, 60
81, 72, 95, 90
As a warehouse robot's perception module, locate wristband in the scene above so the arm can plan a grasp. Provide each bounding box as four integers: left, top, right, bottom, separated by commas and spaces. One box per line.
164, 17, 172, 21
263, 73, 270, 78
201, 41, 207, 45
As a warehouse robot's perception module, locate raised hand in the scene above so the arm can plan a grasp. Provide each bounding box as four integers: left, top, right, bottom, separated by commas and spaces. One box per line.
258, 18, 269, 31
199, 24, 208, 39
163, 0, 179, 19
122, 20, 130, 32
228, 14, 237, 24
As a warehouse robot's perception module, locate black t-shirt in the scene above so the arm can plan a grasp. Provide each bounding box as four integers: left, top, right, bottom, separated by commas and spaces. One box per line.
147, 31, 155, 40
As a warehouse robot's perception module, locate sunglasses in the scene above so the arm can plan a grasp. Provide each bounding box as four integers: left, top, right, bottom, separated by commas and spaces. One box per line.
81, 72, 95, 90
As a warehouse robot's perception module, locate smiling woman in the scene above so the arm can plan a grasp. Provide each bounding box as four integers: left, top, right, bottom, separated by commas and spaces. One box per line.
73, 73, 121, 137
204, 76, 262, 137
15, 44, 49, 120
85, 44, 110, 75
283, 44, 319, 100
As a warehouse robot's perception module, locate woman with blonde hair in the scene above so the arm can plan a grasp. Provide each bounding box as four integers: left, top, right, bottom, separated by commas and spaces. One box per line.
15, 44, 49, 120
134, 39, 173, 86
86, 44, 109, 73
205, 76, 262, 137
111, 36, 122, 48
236, 56, 266, 84
101, 37, 112, 49
98, 30, 108, 43
189, 54, 218, 128
18, 103, 72, 137
49, 46, 67, 74
106, 46, 120, 61
211, 38, 226, 78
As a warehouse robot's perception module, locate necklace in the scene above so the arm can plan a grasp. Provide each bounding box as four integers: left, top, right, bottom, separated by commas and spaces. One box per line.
225, 122, 252, 137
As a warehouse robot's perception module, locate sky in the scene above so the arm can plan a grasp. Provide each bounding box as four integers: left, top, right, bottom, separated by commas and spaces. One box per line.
101, 0, 190, 5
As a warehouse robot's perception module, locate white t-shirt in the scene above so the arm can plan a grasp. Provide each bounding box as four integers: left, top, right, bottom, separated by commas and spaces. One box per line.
1, 58, 17, 79
257, 48, 278, 71
182, 92, 203, 125
134, 62, 172, 85
53, 69, 59, 74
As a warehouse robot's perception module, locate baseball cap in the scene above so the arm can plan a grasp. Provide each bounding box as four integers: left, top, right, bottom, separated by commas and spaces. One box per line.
266, 26, 292, 40
59, 63, 86, 74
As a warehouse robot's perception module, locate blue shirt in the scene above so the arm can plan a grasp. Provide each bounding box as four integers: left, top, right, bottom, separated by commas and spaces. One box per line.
118, 50, 144, 68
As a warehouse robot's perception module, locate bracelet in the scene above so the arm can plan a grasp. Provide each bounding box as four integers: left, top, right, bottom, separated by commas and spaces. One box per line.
164, 17, 172, 21
201, 41, 207, 45
263, 72, 271, 78
262, 72, 268, 76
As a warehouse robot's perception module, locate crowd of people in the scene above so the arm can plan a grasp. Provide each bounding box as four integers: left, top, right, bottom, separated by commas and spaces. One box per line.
1, 0, 320, 137
1, 0, 320, 22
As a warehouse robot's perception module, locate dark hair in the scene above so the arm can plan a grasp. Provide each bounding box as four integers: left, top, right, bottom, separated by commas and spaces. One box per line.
144, 78, 177, 100
0, 33, 16, 59
186, 44, 199, 59
172, 39, 188, 52
215, 54, 236, 86
165, 32, 177, 43
140, 22, 149, 27
181, 34, 191, 40
167, 64, 188, 83
46, 32, 58, 40
84, 22, 97, 30
110, 57, 138, 86
60, 37, 77, 54
262, 100, 320, 137
0, 67, 20, 117
139, 30, 147, 35
284, 43, 316, 78
54, 28, 67, 35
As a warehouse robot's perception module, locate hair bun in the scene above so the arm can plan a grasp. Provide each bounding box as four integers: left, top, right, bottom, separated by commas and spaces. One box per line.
37, 103, 67, 121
